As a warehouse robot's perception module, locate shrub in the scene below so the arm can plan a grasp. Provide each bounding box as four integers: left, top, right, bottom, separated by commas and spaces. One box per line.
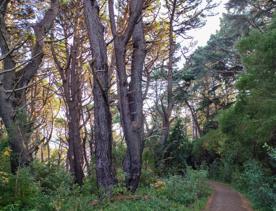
159, 169, 210, 205
236, 160, 276, 211
0, 168, 40, 210
103, 169, 210, 211
0, 136, 11, 173
31, 161, 73, 194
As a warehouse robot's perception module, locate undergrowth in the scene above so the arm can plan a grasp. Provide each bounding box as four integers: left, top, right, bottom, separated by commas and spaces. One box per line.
0, 161, 210, 211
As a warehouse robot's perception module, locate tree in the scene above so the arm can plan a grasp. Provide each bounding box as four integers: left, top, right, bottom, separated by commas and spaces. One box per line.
84, 0, 116, 194
225, 0, 276, 33
0, 0, 58, 173
176, 12, 247, 137
234, 15, 276, 166
158, 0, 216, 145
108, 0, 146, 192
160, 118, 192, 174
50, 0, 87, 185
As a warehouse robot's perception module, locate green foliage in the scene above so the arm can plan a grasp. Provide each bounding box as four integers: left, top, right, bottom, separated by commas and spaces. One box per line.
159, 170, 210, 205
0, 136, 11, 173
31, 161, 73, 194
139, 168, 158, 187
60, 0, 71, 5
0, 161, 98, 211
0, 168, 40, 210
0, 160, 210, 211
221, 15, 276, 167
102, 169, 210, 211
235, 160, 276, 211
196, 14, 276, 211
197, 128, 226, 155
157, 119, 192, 175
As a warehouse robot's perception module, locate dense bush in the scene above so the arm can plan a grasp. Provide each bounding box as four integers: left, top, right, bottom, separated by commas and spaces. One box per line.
31, 161, 73, 194
159, 169, 210, 205
103, 169, 210, 211
235, 160, 276, 211
0, 161, 98, 211
0, 160, 210, 211
0, 137, 11, 173
0, 168, 40, 210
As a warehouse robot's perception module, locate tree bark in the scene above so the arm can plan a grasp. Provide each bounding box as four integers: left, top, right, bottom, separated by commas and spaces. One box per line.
160, 116, 170, 145
66, 61, 84, 185
109, 0, 146, 192
67, 104, 84, 184
84, 0, 116, 194
123, 20, 146, 191
0, 93, 31, 172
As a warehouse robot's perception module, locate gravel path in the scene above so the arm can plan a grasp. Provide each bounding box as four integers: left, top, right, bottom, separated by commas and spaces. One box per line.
204, 181, 253, 211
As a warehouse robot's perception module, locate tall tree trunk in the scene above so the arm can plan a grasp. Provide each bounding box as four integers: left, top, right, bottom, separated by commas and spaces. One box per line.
123, 20, 145, 191
67, 102, 84, 185
67, 28, 84, 185
84, 0, 116, 194
160, 116, 170, 145
0, 2, 30, 172
109, 0, 146, 190
50, 2, 86, 184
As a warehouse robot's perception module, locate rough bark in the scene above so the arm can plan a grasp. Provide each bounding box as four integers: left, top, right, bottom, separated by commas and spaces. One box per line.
67, 103, 84, 184
84, 0, 116, 194
109, 0, 145, 192
66, 59, 84, 185
160, 116, 170, 145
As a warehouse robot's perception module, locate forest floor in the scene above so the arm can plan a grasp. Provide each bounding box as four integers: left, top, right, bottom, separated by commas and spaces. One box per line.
204, 181, 253, 211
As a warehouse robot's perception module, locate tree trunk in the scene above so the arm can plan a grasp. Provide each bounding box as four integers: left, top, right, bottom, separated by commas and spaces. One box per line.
160, 117, 170, 145
50, 3, 85, 185
113, 18, 146, 192
0, 4, 30, 172
67, 102, 84, 185
67, 30, 84, 185
84, 0, 116, 194
0, 94, 31, 172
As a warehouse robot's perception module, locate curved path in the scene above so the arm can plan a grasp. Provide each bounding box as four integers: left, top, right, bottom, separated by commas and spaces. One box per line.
204, 181, 253, 211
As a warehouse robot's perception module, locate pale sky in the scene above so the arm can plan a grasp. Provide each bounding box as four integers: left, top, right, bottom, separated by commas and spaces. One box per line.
190, 0, 227, 47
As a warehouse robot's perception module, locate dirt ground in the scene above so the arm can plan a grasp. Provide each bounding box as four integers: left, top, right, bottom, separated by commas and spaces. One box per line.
204, 181, 253, 211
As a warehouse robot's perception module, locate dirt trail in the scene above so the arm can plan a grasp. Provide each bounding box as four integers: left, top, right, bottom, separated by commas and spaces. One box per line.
204, 181, 253, 211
